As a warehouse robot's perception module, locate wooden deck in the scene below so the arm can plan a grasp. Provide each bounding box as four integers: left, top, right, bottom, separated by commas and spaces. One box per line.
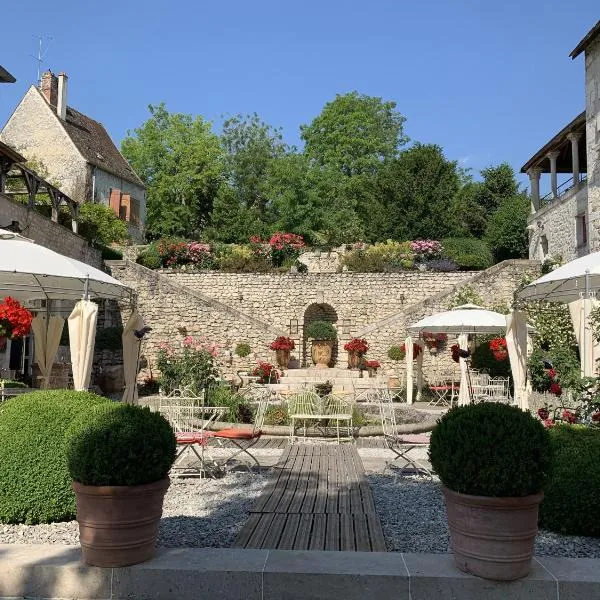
251, 437, 389, 449
234, 444, 386, 551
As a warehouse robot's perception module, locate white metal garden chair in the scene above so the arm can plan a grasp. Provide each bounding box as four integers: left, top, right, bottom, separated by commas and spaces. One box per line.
288, 390, 320, 443
378, 395, 433, 480
322, 393, 354, 443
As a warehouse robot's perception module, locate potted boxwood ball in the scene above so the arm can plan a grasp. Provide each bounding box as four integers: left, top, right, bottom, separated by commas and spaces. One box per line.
65, 403, 176, 567
305, 320, 337, 368
429, 403, 552, 581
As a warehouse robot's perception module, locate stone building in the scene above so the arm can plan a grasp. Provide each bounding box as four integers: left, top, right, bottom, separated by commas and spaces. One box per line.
0, 71, 146, 240
522, 20, 600, 262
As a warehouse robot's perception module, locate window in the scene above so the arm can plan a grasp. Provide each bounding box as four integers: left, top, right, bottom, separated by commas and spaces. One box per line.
540, 235, 548, 260
576, 213, 588, 248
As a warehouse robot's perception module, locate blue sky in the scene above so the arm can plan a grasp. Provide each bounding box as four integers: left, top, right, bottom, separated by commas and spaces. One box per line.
0, 1, 596, 190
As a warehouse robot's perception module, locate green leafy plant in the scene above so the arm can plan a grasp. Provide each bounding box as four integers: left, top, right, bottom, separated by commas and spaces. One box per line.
0, 391, 110, 524
471, 335, 511, 377
235, 342, 251, 357
388, 345, 404, 361
95, 326, 124, 351
448, 285, 484, 308
429, 403, 552, 497
136, 244, 162, 270
78, 203, 129, 247
65, 403, 176, 486
99, 245, 123, 260
441, 237, 493, 270
306, 320, 337, 340
264, 404, 290, 426
0, 380, 27, 388
539, 425, 600, 536
206, 385, 252, 423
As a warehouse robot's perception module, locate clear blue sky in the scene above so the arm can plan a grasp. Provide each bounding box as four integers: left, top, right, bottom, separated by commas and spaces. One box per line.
0, 0, 596, 190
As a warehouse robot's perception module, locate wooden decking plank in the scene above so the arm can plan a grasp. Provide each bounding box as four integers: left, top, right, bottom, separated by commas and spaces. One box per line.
293, 513, 313, 550
276, 450, 310, 513
325, 448, 339, 513
278, 513, 300, 550
261, 513, 287, 549
262, 448, 304, 512
300, 450, 319, 513
253, 447, 294, 512
233, 512, 261, 548
309, 513, 326, 550
325, 513, 340, 551
353, 513, 371, 552
340, 514, 355, 551
287, 447, 314, 513
312, 449, 329, 513
245, 513, 275, 549
366, 513, 387, 552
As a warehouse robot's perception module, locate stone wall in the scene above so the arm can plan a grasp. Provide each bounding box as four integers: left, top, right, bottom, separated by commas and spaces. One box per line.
0, 193, 102, 267
586, 36, 600, 252
527, 185, 588, 262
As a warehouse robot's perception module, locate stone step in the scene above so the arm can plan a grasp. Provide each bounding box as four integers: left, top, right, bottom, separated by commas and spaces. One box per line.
280, 367, 369, 379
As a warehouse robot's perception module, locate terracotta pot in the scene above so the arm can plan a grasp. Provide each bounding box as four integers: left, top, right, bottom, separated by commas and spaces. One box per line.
367, 368, 377, 378
347, 351, 363, 370
311, 339, 334, 368
73, 477, 170, 567
442, 486, 543, 581
275, 348, 291, 368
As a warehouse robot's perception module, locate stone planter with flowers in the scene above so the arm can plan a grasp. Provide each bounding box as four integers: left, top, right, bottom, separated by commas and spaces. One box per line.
343, 337, 369, 369
306, 321, 337, 368
269, 336, 295, 369
364, 360, 380, 377
0, 296, 33, 349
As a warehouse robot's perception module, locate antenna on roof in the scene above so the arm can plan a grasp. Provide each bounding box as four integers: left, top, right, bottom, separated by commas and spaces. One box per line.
30, 35, 52, 85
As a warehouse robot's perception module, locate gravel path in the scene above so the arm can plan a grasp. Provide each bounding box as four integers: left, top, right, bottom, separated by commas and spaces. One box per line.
0, 473, 267, 548
368, 474, 600, 558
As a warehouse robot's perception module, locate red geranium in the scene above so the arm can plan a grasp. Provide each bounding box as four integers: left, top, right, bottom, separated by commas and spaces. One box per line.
489, 337, 508, 361
269, 336, 295, 351
550, 382, 562, 397
253, 361, 280, 383
450, 344, 461, 363
562, 409, 576, 423
537, 407, 550, 420
344, 338, 369, 354
0, 297, 33, 339
364, 360, 380, 369
401, 342, 422, 359
592, 412, 600, 423
422, 332, 448, 348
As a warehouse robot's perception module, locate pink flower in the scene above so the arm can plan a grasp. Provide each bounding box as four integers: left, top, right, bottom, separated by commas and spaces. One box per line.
183, 336, 194, 347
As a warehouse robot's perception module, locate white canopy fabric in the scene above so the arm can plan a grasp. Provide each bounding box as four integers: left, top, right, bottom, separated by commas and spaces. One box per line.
517, 251, 600, 303
30, 314, 65, 389
0, 229, 130, 301
408, 304, 508, 335
405, 337, 424, 404
506, 310, 529, 409
457, 333, 470, 406
569, 298, 600, 378
68, 300, 98, 391
122, 311, 145, 404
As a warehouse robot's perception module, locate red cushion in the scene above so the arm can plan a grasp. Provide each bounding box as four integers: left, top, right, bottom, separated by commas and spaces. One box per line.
214, 428, 260, 440
398, 434, 430, 444
176, 431, 215, 445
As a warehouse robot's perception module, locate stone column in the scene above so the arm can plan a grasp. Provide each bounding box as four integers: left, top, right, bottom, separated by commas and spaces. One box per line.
567, 132, 583, 184
547, 151, 560, 199
527, 167, 542, 212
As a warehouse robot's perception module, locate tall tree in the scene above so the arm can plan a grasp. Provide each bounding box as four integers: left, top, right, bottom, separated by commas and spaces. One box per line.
484, 194, 530, 261
121, 104, 224, 239
300, 91, 408, 177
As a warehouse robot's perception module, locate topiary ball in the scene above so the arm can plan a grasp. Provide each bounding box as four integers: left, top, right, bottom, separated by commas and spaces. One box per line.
65, 403, 176, 486
306, 320, 337, 340
429, 403, 552, 497
539, 425, 600, 536
0, 390, 110, 524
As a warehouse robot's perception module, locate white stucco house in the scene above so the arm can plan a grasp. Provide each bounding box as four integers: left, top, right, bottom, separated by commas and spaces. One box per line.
0, 71, 146, 240
522, 21, 600, 263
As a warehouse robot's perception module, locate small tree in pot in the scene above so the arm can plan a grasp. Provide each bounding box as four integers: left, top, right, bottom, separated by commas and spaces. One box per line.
429, 403, 552, 581
306, 321, 337, 368
65, 403, 176, 567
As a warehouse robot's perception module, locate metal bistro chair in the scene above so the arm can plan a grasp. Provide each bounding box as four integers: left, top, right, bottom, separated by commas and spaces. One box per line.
288, 389, 320, 444
378, 395, 433, 480
213, 390, 270, 472
322, 393, 354, 443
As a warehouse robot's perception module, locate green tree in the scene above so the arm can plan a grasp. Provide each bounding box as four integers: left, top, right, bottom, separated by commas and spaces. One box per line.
121, 104, 224, 240
78, 203, 128, 246
300, 91, 408, 176
484, 194, 530, 261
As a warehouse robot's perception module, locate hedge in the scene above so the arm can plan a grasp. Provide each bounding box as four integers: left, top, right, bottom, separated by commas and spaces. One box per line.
0, 390, 110, 524
441, 237, 494, 270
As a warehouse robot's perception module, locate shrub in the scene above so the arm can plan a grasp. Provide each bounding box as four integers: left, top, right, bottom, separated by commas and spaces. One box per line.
306, 320, 337, 340
99, 245, 123, 260
206, 384, 252, 423
137, 244, 162, 270
539, 425, 600, 536
0, 390, 110, 524
65, 403, 176, 486
441, 237, 494, 270
484, 195, 530, 262
0, 380, 27, 388
341, 240, 414, 272
78, 202, 129, 246
426, 258, 459, 272
471, 335, 511, 377
264, 404, 290, 426
429, 403, 552, 497
95, 326, 123, 351
138, 377, 160, 397
217, 244, 272, 272
388, 345, 404, 361
235, 342, 251, 357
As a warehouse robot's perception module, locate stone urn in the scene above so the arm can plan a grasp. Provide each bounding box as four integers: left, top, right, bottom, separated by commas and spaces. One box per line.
442, 486, 543, 581
347, 351, 363, 370
311, 340, 334, 368
367, 367, 377, 378
275, 348, 291, 369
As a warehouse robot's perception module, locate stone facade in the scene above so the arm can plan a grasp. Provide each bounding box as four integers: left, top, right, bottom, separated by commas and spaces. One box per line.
587, 35, 600, 252
0, 192, 102, 267
107, 260, 539, 383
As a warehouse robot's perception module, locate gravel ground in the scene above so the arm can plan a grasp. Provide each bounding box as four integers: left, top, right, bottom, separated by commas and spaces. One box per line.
0, 473, 267, 548
368, 474, 600, 558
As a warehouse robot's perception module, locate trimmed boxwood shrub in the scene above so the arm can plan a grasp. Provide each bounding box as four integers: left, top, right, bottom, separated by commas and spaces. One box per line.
0, 390, 110, 524
429, 403, 552, 497
539, 425, 600, 536
235, 342, 251, 357
65, 403, 176, 486
306, 320, 337, 340
441, 237, 494, 270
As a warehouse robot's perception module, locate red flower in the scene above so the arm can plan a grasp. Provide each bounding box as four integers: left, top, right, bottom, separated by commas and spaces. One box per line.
546, 368, 557, 379
422, 332, 448, 348
0, 297, 33, 339
542, 418, 555, 429
592, 412, 600, 423
344, 338, 369, 353
489, 338, 508, 361
450, 344, 461, 363
562, 409, 576, 423
550, 382, 562, 397
269, 336, 295, 351
401, 342, 422, 359
253, 361, 280, 383
364, 360, 380, 369
537, 407, 550, 420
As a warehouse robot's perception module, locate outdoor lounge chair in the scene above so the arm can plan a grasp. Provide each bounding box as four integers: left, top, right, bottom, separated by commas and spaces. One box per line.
378, 396, 433, 480
213, 391, 270, 472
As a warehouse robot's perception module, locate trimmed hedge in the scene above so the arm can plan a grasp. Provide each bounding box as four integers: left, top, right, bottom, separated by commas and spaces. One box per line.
539, 425, 600, 536
441, 237, 494, 270
0, 390, 110, 524
65, 403, 176, 486
429, 403, 552, 497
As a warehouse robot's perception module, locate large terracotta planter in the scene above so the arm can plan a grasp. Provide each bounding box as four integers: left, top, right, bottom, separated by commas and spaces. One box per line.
311, 339, 334, 368
275, 348, 291, 368
73, 477, 170, 567
442, 486, 543, 581
347, 351, 363, 370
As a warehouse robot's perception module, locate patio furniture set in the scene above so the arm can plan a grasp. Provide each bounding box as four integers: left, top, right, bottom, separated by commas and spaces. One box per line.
426, 371, 512, 407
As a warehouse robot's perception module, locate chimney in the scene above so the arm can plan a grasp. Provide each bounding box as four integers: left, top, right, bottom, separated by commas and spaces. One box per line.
40, 70, 58, 106
57, 72, 68, 120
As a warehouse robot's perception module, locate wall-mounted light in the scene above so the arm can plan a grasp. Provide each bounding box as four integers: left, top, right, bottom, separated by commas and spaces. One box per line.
289, 318, 299, 335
